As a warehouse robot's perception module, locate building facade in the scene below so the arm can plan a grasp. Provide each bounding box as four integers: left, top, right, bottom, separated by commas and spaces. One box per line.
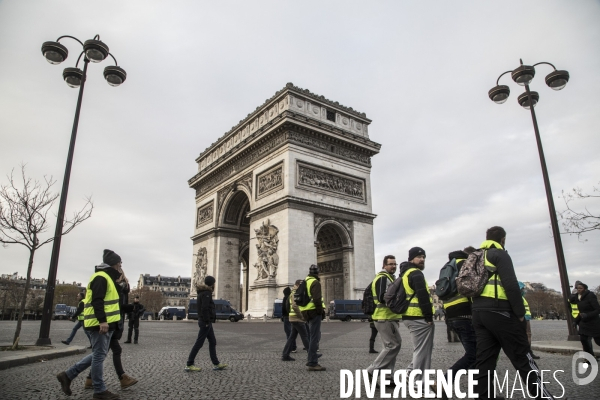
137, 274, 191, 306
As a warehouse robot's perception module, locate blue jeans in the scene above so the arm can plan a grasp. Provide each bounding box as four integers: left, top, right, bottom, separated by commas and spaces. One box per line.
283, 316, 297, 351
307, 316, 322, 366
448, 318, 477, 374
65, 320, 83, 344
187, 319, 219, 366
66, 330, 113, 393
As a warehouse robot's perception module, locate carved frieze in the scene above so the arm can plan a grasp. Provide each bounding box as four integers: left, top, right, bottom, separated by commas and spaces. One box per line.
253, 219, 279, 280
256, 162, 284, 200
297, 162, 366, 203
196, 201, 214, 228
318, 259, 343, 274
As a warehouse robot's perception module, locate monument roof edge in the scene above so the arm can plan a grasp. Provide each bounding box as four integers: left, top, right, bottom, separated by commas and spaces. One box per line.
195, 83, 372, 161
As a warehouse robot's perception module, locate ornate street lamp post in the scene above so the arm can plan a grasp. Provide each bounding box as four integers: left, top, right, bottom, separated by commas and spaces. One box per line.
489, 60, 577, 340
36, 35, 127, 346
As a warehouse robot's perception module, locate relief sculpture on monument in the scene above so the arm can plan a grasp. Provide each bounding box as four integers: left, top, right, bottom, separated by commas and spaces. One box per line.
193, 247, 208, 289
253, 219, 279, 280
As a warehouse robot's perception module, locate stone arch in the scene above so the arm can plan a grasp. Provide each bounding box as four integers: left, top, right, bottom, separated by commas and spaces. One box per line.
219, 189, 251, 228
314, 221, 354, 304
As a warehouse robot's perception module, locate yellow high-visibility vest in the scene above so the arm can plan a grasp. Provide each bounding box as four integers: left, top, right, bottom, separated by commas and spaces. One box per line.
571, 303, 579, 318
402, 268, 435, 318
77, 300, 85, 321
298, 276, 317, 312
523, 297, 531, 319
479, 240, 508, 301
83, 271, 120, 328
371, 272, 402, 321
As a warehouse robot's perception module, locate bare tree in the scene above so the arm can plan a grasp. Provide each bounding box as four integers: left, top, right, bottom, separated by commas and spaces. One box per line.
0, 165, 93, 347
559, 182, 600, 241
130, 287, 164, 316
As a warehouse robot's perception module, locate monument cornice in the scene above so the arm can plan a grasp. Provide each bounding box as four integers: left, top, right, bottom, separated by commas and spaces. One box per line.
189, 121, 380, 196
193, 84, 377, 170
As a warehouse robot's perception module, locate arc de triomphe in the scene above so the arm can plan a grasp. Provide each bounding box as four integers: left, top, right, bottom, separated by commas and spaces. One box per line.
188, 83, 381, 316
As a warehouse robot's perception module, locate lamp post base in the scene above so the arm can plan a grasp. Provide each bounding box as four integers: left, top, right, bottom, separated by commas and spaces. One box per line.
35, 337, 52, 346
568, 334, 580, 342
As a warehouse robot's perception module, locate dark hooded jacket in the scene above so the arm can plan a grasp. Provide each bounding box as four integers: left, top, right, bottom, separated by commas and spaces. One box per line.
399, 261, 434, 322
571, 289, 600, 337
282, 287, 292, 317
471, 243, 525, 317
85, 264, 123, 331
445, 250, 472, 320
196, 284, 216, 323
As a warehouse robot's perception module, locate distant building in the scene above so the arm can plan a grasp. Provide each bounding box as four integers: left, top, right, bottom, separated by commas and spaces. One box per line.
137, 274, 191, 307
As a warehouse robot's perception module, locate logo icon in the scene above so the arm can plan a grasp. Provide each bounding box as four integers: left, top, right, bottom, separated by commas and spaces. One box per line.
572, 351, 598, 385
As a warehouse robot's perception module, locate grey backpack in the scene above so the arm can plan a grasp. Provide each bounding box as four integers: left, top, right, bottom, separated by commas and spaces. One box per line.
383, 271, 415, 314
456, 249, 496, 297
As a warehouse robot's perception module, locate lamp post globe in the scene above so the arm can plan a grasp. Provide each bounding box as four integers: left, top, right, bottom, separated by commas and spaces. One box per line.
511, 64, 536, 86
103, 66, 127, 87
41, 41, 68, 65
545, 70, 570, 91
83, 39, 109, 63
62, 67, 84, 88
488, 85, 511, 104
518, 91, 539, 109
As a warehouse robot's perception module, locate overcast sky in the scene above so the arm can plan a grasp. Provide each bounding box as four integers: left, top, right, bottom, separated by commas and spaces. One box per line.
1, 1, 598, 293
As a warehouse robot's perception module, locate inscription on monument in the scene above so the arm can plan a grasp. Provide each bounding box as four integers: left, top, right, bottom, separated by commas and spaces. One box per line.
253, 219, 279, 280
196, 201, 214, 227
256, 162, 284, 200
297, 162, 366, 203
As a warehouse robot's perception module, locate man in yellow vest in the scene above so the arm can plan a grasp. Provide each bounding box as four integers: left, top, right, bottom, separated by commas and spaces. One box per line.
366, 255, 403, 379
400, 247, 435, 386
472, 227, 555, 400
57, 249, 124, 400
299, 264, 326, 371
282, 280, 311, 361
61, 292, 87, 345
519, 281, 541, 360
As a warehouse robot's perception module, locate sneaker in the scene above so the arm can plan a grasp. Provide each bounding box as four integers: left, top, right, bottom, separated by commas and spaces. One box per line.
56, 371, 72, 396
184, 365, 201, 372
123, 340, 132, 344
213, 363, 228, 370
61, 340, 70, 346
531, 353, 541, 360
119, 374, 138, 389
281, 356, 295, 361
85, 377, 93, 389
92, 390, 120, 399
307, 364, 326, 371
369, 349, 379, 354
317, 353, 323, 358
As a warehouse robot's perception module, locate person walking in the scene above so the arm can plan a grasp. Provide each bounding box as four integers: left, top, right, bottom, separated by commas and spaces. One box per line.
124, 296, 145, 344
281, 286, 297, 353
571, 281, 600, 361
368, 318, 378, 354
56, 249, 125, 400
185, 275, 228, 372
281, 280, 310, 361
472, 226, 554, 399
61, 292, 87, 345
298, 264, 326, 371
399, 247, 435, 389
366, 255, 403, 381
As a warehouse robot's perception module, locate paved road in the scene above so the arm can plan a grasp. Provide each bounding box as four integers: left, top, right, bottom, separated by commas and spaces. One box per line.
0, 319, 596, 399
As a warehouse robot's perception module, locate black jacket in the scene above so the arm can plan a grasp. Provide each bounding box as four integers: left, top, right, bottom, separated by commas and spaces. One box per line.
128, 302, 146, 320
471, 245, 525, 317
445, 250, 472, 320
197, 284, 216, 323
282, 287, 291, 317
399, 262, 434, 322
571, 290, 600, 337
86, 264, 122, 331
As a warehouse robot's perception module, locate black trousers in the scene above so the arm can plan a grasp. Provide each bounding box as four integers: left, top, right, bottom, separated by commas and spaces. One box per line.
473, 310, 554, 399
127, 318, 140, 341
580, 334, 600, 360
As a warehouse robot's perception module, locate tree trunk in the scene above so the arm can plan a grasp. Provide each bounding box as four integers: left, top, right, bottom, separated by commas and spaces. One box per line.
13, 248, 36, 345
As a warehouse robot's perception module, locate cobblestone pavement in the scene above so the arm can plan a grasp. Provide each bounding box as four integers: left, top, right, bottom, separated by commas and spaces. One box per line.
0, 319, 597, 399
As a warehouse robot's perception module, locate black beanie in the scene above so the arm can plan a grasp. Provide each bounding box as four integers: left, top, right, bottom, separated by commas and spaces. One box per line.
204, 276, 216, 286
103, 249, 121, 266
309, 264, 319, 275
408, 247, 426, 261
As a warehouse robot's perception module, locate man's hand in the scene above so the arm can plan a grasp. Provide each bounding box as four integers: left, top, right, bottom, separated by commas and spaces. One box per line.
519, 317, 524, 322
99, 322, 109, 334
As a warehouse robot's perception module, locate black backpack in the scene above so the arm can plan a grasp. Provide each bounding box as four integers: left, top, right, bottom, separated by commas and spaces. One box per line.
361, 282, 376, 315
435, 259, 459, 301
294, 279, 311, 307
383, 271, 415, 314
